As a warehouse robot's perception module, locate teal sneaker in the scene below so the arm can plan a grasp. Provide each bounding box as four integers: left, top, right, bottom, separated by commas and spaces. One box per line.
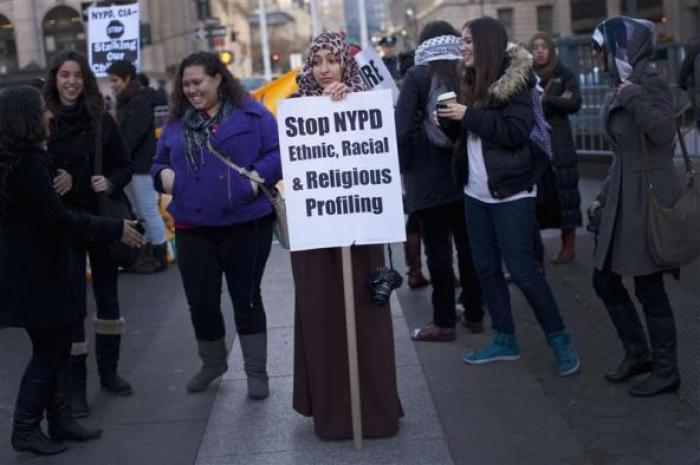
463, 330, 521, 365
547, 330, 581, 376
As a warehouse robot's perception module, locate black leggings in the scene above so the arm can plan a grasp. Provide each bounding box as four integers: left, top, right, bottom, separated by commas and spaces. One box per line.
25, 326, 72, 370
176, 215, 273, 341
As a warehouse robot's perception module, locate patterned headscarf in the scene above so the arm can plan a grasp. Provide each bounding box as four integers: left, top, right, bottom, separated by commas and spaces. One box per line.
592, 16, 656, 84
296, 32, 366, 96
414, 35, 462, 66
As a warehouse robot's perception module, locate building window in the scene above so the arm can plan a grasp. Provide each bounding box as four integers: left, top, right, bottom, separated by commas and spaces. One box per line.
497, 8, 514, 38
571, 0, 606, 34
43, 6, 86, 66
0, 14, 17, 74
537, 5, 554, 34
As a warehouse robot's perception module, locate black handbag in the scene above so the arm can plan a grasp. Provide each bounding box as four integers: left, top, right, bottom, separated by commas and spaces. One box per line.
641, 125, 700, 267
94, 121, 141, 268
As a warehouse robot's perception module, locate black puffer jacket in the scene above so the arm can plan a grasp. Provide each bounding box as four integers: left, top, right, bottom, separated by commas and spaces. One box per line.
396, 64, 462, 213
453, 44, 542, 199
541, 61, 583, 228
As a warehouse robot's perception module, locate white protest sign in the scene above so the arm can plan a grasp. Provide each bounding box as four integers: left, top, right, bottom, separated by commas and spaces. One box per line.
278, 89, 406, 252
353, 48, 400, 104
87, 4, 140, 77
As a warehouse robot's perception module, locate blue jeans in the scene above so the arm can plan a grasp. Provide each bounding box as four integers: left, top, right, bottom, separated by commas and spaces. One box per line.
126, 174, 167, 245
464, 196, 564, 335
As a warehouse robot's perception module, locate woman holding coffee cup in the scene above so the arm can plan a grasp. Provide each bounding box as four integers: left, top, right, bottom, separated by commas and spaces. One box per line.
396, 21, 484, 342
438, 17, 580, 376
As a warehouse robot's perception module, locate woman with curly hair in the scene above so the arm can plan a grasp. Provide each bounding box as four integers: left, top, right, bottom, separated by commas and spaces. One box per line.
290, 32, 403, 440
0, 85, 143, 455
151, 52, 282, 398
43, 51, 135, 417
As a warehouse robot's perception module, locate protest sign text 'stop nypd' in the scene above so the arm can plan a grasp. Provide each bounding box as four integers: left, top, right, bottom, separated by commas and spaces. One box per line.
278, 90, 405, 251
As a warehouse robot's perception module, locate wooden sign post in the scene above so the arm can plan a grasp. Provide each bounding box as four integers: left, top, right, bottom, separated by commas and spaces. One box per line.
341, 246, 363, 449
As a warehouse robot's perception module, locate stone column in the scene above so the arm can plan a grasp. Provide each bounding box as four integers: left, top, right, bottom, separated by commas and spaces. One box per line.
606, 0, 621, 16
557, 0, 572, 37
13, 0, 44, 69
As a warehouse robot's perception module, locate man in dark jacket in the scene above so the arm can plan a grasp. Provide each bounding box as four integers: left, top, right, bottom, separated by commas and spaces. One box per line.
108, 61, 168, 273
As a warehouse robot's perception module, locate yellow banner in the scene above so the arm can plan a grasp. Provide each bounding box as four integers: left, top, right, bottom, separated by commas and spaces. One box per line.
251, 69, 299, 115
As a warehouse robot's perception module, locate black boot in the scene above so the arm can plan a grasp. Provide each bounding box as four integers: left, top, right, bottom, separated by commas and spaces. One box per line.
152, 243, 169, 272
602, 301, 652, 382
11, 362, 68, 455
133, 243, 159, 274
47, 361, 102, 442
69, 352, 90, 418
605, 342, 653, 383
630, 315, 681, 397
95, 323, 133, 396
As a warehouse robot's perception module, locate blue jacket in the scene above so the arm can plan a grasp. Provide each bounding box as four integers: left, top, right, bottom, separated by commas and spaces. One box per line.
152, 99, 282, 226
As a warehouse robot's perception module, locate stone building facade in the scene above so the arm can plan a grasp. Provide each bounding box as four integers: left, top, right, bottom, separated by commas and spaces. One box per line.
0, 0, 253, 83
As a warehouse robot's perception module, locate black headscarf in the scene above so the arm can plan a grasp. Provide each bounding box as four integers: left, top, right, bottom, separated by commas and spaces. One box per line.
592, 16, 656, 85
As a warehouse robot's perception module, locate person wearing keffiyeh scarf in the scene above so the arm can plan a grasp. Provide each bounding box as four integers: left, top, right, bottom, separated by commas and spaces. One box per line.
289, 32, 404, 440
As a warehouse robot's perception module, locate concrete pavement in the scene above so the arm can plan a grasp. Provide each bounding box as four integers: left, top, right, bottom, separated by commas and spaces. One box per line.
0, 158, 698, 464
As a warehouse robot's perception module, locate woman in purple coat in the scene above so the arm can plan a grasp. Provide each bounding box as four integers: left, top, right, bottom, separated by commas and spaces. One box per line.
152, 52, 282, 398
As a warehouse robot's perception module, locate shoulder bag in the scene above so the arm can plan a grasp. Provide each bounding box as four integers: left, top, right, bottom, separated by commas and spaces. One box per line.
94, 121, 141, 268
206, 138, 289, 249
641, 125, 700, 267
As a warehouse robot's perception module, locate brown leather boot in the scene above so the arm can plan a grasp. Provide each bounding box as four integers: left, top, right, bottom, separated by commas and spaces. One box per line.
551, 228, 576, 264
404, 233, 430, 288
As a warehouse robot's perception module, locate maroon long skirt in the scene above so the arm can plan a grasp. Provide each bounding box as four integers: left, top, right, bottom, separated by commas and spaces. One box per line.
291, 244, 404, 440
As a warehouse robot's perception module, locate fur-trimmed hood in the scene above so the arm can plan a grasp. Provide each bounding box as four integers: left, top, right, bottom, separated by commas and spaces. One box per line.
489, 43, 534, 102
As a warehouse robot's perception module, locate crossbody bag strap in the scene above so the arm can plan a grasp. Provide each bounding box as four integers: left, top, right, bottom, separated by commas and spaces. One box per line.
93, 119, 104, 176
205, 137, 275, 200
675, 124, 697, 187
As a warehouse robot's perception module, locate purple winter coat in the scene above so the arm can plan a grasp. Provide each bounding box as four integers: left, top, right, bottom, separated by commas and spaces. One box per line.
151, 99, 282, 227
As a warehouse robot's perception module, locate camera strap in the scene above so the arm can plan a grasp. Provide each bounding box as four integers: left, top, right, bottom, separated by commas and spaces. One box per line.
387, 244, 395, 269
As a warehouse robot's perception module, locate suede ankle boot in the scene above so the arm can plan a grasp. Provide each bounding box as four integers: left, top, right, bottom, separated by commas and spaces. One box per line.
187, 338, 228, 393
240, 333, 269, 400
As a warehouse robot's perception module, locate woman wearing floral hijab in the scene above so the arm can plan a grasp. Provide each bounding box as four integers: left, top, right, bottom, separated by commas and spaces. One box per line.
291, 32, 403, 439
589, 17, 681, 397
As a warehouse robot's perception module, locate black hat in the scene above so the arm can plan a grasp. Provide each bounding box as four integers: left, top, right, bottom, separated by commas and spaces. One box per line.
378, 35, 397, 47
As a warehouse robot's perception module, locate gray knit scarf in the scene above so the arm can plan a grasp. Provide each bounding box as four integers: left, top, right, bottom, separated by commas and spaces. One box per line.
182, 100, 235, 172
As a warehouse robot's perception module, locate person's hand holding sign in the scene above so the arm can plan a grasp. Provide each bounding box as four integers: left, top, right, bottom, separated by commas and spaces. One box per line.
323, 81, 351, 101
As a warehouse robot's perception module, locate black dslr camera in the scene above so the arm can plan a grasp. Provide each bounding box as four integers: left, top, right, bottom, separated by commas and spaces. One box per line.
369, 266, 403, 306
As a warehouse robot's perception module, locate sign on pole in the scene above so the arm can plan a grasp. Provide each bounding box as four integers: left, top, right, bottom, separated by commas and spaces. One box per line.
87, 3, 140, 77
278, 89, 404, 448
277, 89, 406, 252
353, 48, 400, 105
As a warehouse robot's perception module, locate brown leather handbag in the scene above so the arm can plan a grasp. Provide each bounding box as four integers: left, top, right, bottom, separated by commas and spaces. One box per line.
641, 125, 700, 267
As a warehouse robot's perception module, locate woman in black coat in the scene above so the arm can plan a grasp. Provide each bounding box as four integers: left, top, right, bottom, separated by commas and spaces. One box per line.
0, 86, 143, 455
397, 21, 484, 341
43, 51, 135, 417
530, 32, 583, 264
